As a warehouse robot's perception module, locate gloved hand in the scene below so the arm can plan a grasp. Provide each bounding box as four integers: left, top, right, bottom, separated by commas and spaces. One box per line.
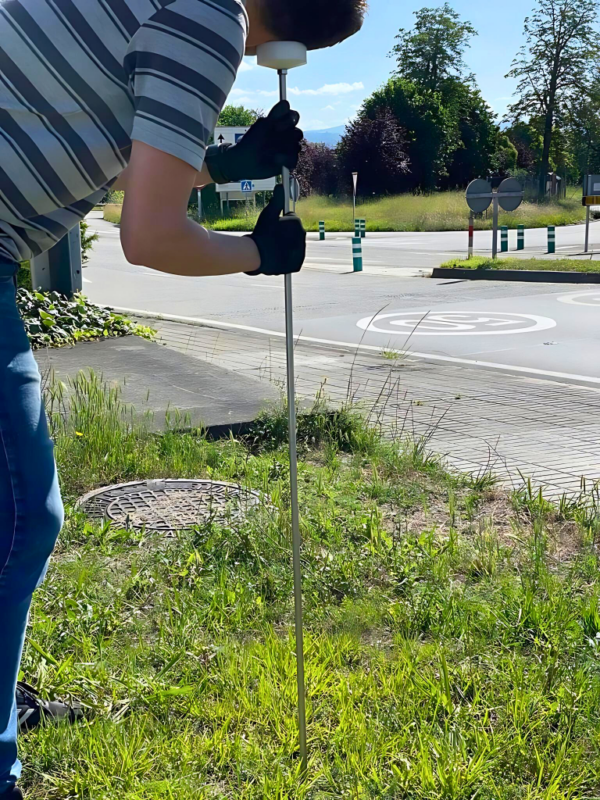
205, 101, 303, 184
246, 185, 306, 276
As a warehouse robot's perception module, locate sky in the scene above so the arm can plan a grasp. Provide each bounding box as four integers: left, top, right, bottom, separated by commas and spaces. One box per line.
230, 0, 533, 132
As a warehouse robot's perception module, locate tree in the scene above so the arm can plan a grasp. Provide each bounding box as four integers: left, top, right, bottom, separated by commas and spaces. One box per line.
567, 84, 600, 176
337, 108, 410, 196
295, 141, 339, 197
363, 78, 454, 191
506, 0, 600, 195
391, 3, 476, 92
442, 81, 510, 187
217, 105, 261, 126
506, 121, 544, 173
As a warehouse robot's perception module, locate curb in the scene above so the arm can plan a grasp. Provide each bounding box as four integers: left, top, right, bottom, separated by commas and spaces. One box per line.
432, 267, 600, 284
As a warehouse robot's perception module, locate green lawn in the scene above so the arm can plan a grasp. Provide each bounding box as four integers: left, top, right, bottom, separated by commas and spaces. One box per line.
17, 371, 600, 798
104, 190, 588, 233
440, 256, 600, 273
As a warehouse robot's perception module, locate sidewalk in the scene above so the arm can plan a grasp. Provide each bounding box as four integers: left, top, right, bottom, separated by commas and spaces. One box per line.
147, 316, 600, 499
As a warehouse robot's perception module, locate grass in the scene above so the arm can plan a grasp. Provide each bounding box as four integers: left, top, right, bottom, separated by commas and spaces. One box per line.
19, 371, 600, 798
440, 256, 600, 273
103, 190, 587, 233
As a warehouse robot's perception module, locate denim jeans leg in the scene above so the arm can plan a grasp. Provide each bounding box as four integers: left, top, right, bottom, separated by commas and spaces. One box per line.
0, 273, 64, 793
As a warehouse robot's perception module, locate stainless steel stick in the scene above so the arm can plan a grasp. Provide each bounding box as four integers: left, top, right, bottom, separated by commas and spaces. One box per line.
278, 66, 308, 772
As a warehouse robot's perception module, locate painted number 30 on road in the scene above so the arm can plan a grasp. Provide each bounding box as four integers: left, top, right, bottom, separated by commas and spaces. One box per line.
357, 311, 557, 336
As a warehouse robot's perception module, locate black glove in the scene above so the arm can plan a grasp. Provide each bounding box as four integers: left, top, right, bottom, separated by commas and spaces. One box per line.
246, 185, 306, 276
205, 101, 303, 184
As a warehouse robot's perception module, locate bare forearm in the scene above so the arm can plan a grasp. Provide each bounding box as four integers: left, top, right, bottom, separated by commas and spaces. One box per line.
121, 214, 260, 277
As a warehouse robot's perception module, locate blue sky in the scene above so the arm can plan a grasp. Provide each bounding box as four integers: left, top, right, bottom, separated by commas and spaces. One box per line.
231, 0, 532, 131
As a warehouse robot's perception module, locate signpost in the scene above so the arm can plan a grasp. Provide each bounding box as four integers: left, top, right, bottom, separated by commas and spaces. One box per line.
241, 181, 254, 193
466, 178, 524, 259
583, 175, 600, 253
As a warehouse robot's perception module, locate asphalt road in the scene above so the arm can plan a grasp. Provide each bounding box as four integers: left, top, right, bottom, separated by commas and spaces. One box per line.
85, 213, 600, 387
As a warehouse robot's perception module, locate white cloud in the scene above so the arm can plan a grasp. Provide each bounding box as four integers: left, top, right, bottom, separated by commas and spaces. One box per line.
289, 82, 364, 97
233, 82, 365, 100
322, 105, 336, 111
238, 60, 254, 73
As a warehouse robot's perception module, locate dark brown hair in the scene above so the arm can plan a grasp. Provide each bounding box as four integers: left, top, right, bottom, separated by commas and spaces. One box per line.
261, 0, 367, 51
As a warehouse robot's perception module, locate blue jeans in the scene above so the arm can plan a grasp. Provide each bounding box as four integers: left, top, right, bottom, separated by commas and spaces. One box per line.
0, 264, 64, 793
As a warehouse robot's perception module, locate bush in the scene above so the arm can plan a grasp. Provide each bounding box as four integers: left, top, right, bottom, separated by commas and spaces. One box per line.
17, 290, 154, 349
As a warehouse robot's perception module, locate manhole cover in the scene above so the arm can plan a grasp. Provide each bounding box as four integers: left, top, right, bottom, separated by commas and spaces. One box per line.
77, 479, 264, 533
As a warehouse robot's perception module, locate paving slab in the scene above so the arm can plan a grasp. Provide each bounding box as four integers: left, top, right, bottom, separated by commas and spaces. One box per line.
143, 316, 600, 499
34, 335, 279, 431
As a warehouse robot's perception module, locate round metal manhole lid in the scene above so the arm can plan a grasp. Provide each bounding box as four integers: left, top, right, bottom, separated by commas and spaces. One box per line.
77, 479, 263, 533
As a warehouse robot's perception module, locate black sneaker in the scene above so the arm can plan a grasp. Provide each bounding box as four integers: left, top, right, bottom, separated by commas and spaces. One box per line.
16, 681, 84, 732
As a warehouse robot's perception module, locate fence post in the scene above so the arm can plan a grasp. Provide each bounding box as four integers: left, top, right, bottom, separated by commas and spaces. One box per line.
548, 225, 556, 254
319, 221, 325, 241
360, 219, 366, 239
501, 226, 508, 253
517, 225, 525, 251
352, 237, 363, 272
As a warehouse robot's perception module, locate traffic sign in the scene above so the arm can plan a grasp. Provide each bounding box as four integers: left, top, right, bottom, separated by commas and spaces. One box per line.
241, 181, 254, 193
466, 179, 493, 213
583, 196, 600, 206
497, 177, 523, 212
586, 175, 600, 195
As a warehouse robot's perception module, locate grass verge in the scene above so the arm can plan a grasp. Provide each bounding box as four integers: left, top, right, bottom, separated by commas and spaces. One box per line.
440, 256, 600, 273
19, 372, 600, 798
104, 191, 587, 233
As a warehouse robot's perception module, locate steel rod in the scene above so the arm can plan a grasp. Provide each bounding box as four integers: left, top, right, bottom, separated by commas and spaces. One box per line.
278, 67, 308, 773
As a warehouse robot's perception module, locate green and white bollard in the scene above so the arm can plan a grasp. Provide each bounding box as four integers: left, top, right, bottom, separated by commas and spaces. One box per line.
548, 225, 556, 254
517, 225, 525, 251
354, 219, 360, 238
319, 221, 325, 241
352, 237, 363, 272
501, 226, 508, 253
360, 219, 366, 239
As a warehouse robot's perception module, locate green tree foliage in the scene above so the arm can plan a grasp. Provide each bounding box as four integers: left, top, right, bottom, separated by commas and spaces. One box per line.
363, 78, 454, 191
567, 85, 600, 175
442, 81, 513, 186
506, 121, 544, 173
337, 108, 410, 196
217, 105, 261, 126
506, 0, 600, 194
391, 3, 476, 92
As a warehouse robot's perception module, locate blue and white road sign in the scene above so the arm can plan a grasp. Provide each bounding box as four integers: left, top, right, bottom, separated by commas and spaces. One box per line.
241, 181, 254, 193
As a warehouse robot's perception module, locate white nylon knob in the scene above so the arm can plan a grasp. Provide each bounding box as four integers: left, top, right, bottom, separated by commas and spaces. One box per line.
256, 41, 308, 70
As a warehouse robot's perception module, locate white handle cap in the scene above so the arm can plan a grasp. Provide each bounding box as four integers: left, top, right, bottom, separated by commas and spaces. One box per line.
256, 41, 308, 70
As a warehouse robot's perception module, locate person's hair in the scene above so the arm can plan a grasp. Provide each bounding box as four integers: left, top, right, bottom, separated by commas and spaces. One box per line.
261, 0, 367, 51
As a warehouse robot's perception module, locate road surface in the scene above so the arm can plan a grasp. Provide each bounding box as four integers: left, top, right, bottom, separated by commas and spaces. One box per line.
85, 213, 600, 387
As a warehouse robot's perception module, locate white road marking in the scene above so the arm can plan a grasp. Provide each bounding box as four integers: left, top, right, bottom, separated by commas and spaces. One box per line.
108, 306, 600, 386
357, 311, 556, 336
557, 291, 600, 306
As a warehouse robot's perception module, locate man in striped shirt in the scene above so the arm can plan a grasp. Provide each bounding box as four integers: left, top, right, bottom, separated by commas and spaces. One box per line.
0, 0, 366, 795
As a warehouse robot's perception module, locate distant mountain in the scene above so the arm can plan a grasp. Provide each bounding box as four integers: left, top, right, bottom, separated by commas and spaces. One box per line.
304, 125, 347, 148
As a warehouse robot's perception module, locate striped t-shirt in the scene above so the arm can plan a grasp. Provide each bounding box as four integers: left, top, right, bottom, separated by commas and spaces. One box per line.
0, 0, 247, 262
